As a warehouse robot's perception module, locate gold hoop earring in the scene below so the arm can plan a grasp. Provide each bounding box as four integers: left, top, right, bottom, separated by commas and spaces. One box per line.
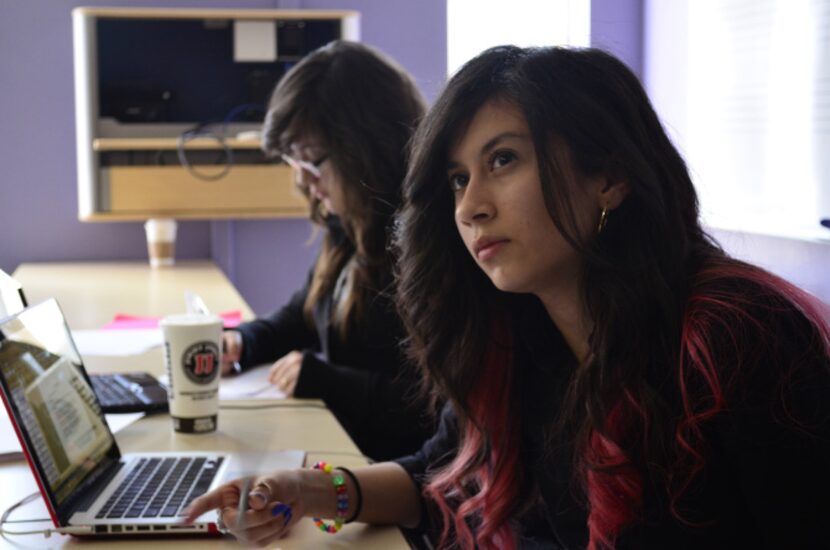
597, 207, 608, 234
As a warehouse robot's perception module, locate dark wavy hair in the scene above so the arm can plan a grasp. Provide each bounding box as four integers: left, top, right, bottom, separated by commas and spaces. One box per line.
395, 46, 830, 548
262, 40, 425, 335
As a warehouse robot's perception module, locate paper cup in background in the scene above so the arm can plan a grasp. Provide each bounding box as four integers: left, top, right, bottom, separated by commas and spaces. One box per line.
144, 218, 177, 268
160, 313, 222, 434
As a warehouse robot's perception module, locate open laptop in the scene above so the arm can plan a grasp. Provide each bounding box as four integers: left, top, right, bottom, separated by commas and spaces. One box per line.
0, 268, 26, 319
0, 298, 304, 537
0, 269, 168, 414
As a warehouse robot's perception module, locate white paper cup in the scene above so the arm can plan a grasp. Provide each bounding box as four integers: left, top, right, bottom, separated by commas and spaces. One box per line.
160, 313, 222, 433
144, 218, 177, 268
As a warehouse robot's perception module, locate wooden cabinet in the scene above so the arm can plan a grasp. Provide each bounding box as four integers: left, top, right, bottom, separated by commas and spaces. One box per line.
72, 7, 360, 221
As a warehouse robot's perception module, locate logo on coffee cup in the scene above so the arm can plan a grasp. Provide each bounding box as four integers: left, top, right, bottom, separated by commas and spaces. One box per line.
182, 341, 220, 385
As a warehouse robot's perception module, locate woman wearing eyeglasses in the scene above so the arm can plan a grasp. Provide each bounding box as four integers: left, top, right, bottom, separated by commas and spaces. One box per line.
219, 41, 433, 462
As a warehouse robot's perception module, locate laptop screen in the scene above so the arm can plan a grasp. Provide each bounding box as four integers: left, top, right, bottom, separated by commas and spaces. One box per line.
0, 299, 117, 511
0, 268, 27, 319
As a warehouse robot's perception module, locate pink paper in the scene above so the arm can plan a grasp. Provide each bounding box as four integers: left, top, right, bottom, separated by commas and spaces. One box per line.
102, 311, 242, 330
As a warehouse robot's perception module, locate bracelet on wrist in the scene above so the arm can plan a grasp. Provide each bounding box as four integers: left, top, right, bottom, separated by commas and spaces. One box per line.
311, 461, 348, 534
335, 467, 363, 523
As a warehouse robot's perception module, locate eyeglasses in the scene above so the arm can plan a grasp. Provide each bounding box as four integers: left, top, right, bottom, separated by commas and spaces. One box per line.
280, 153, 329, 179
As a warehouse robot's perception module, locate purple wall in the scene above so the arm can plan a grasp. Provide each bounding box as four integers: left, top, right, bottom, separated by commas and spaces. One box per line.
0, 0, 445, 317
210, 219, 319, 316
591, 0, 643, 76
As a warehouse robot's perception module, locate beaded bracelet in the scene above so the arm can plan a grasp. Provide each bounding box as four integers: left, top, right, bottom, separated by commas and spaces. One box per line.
311, 461, 348, 534
336, 466, 363, 523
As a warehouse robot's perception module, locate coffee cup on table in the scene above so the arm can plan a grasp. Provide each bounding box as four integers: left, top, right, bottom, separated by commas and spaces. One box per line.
160, 313, 223, 434
144, 218, 177, 268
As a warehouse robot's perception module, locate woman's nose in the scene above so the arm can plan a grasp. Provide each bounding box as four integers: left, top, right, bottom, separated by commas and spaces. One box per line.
455, 176, 495, 226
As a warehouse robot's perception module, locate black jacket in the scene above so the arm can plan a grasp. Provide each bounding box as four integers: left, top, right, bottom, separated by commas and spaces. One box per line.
397, 292, 830, 548
234, 225, 434, 462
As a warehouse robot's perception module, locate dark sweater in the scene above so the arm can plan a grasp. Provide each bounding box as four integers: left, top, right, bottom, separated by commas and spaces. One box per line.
397, 289, 830, 548
234, 225, 434, 462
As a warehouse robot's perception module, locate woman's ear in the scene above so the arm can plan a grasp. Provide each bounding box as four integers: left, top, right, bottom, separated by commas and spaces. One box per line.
598, 176, 630, 211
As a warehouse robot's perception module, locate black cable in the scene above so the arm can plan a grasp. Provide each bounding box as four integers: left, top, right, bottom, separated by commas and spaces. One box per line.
176, 130, 233, 182
175, 103, 265, 182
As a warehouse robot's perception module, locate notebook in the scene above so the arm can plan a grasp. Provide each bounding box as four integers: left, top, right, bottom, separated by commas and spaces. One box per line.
0, 298, 305, 537
0, 269, 168, 415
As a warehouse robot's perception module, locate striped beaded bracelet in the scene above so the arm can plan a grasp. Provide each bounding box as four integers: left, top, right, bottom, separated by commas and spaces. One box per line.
311, 461, 348, 534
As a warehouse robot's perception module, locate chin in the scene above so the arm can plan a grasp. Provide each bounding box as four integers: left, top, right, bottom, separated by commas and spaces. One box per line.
490, 269, 542, 294
487, 272, 525, 294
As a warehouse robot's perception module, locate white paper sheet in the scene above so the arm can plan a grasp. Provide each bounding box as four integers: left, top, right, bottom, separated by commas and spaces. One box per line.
219, 365, 286, 400
71, 328, 163, 357
105, 411, 145, 434
160, 365, 285, 401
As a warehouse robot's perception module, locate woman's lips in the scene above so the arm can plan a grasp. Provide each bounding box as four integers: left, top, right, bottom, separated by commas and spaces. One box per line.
475, 239, 509, 261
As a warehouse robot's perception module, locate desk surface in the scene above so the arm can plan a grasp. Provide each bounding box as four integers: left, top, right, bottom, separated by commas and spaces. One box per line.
12, 261, 256, 378
2, 262, 407, 549
13, 261, 256, 330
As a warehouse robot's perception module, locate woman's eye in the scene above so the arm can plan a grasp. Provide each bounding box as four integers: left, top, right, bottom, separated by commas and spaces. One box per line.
490, 151, 516, 170
448, 173, 469, 191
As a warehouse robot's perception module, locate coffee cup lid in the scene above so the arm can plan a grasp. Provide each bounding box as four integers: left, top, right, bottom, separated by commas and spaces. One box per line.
160, 313, 222, 326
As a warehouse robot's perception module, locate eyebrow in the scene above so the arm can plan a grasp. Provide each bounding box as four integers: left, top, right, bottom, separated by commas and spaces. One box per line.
447, 131, 529, 170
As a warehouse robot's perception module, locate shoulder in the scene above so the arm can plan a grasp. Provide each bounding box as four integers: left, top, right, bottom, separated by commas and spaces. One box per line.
684, 258, 825, 341
681, 258, 829, 401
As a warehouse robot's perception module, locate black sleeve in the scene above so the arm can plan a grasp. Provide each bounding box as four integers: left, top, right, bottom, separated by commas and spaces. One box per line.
395, 402, 459, 482
393, 402, 460, 534
292, 323, 436, 461
233, 268, 318, 370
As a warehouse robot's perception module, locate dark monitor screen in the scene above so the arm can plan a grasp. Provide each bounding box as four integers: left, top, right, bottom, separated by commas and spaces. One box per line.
96, 17, 341, 125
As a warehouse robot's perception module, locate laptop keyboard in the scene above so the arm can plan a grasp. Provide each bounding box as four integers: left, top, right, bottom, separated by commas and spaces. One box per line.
91, 375, 144, 408
95, 456, 223, 519
89, 372, 169, 414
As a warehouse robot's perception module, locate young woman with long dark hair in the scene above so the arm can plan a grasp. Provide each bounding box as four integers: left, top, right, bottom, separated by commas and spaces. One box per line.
187, 46, 830, 549
219, 40, 433, 462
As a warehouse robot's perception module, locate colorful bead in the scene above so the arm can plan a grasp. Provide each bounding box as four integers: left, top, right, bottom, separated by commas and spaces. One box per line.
310, 461, 347, 534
